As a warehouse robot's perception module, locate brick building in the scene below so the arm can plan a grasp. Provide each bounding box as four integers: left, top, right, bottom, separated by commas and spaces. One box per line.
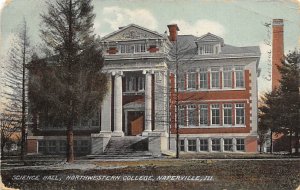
27, 23, 260, 155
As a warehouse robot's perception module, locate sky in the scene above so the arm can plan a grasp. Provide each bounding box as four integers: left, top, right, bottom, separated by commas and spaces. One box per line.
0, 0, 300, 107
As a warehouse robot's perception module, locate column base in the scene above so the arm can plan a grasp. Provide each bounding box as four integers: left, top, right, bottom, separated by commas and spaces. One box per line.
111, 131, 124, 137
142, 130, 152, 137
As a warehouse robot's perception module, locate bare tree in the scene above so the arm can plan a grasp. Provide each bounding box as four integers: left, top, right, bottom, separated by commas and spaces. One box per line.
2, 19, 31, 160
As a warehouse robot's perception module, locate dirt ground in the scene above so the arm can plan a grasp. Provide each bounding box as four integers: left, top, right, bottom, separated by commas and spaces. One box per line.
1, 159, 300, 190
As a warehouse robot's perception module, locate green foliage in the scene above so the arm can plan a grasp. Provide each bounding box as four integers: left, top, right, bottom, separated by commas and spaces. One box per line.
259, 49, 300, 152
29, 0, 107, 125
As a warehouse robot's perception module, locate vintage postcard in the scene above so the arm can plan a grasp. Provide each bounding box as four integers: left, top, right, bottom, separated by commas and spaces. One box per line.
0, 0, 300, 189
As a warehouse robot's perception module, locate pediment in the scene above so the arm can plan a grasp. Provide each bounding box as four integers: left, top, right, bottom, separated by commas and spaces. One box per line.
101, 24, 165, 42
196, 33, 224, 44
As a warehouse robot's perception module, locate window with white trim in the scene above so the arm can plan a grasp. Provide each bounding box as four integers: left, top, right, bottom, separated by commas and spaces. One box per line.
212, 139, 221, 151
178, 73, 185, 91
224, 139, 233, 151
188, 140, 196, 151
138, 76, 145, 91
178, 105, 185, 126
236, 138, 245, 151
187, 70, 197, 89
199, 67, 208, 89
211, 104, 220, 125
235, 104, 245, 125
126, 76, 136, 92
211, 67, 220, 88
119, 44, 146, 54
180, 140, 185, 151
223, 104, 232, 125
235, 66, 244, 88
187, 105, 197, 126
199, 104, 208, 125
200, 139, 208, 151
48, 140, 56, 153
199, 44, 214, 55
38, 140, 46, 153
223, 66, 232, 88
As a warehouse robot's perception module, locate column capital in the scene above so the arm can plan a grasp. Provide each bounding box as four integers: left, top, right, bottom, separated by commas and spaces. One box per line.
112, 70, 123, 76
142, 70, 154, 75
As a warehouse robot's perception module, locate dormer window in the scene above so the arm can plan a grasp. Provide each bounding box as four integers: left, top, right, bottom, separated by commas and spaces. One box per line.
198, 44, 219, 55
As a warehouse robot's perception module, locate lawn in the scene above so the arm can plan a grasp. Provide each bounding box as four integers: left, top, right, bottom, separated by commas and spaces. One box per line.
1, 159, 300, 190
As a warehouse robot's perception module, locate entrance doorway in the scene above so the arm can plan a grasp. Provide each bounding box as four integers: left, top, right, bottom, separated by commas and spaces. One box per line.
127, 111, 144, 136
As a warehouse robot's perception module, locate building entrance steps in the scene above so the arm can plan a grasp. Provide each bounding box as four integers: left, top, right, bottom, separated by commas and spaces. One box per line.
87, 136, 153, 159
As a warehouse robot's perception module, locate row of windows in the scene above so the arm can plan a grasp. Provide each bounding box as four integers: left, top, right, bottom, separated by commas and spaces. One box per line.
180, 138, 245, 152
119, 44, 146, 54
198, 44, 220, 55
38, 140, 90, 154
178, 103, 245, 127
178, 66, 245, 90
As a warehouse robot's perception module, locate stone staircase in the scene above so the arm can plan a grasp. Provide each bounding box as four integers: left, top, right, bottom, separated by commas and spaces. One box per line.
87, 136, 153, 159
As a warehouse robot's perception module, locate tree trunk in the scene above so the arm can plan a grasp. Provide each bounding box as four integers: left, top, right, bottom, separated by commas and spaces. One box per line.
295, 131, 299, 155
66, 119, 74, 163
289, 132, 293, 155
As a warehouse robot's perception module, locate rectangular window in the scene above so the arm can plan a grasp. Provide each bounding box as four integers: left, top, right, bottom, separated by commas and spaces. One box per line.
140, 44, 146, 52
178, 73, 185, 90
187, 105, 197, 126
120, 45, 125, 53
211, 104, 220, 125
38, 140, 46, 153
48, 140, 57, 153
180, 140, 185, 151
235, 104, 245, 125
138, 76, 145, 91
199, 104, 208, 125
126, 76, 137, 92
223, 104, 232, 125
224, 139, 233, 151
199, 68, 208, 89
223, 66, 232, 88
79, 140, 89, 153
236, 138, 245, 151
187, 70, 197, 89
135, 44, 141, 53
59, 140, 66, 152
178, 105, 185, 126
199, 44, 214, 54
235, 66, 244, 88
212, 139, 221, 151
211, 67, 220, 88
200, 139, 208, 151
188, 140, 196, 151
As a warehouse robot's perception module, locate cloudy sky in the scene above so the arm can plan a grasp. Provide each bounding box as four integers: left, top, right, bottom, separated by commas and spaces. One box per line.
1, 0, 300, 95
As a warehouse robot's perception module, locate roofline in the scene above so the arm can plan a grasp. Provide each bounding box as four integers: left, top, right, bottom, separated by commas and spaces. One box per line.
100, 24, 165, 41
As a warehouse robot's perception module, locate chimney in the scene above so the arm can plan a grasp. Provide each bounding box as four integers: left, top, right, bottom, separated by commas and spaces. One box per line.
272, 19, 284, 90
167, 24, 180, 42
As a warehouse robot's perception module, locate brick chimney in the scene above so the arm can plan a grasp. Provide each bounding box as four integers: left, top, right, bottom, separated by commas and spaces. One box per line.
272, 19, 284, 90
167, 24, 180, 42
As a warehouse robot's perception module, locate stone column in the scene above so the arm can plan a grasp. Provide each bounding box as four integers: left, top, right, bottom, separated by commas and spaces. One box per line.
142, 71, 152, 136
208, 138, 212, 152
100, 74, 112, 134
233, 138, 237, 152
220, 138, 224, 152
196, 138, 200, 152
112, 71, 124, 137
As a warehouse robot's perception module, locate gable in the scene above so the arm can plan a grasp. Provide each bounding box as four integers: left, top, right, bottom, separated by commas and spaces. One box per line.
101, 24, 165, 42
196, 33, 224, 44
